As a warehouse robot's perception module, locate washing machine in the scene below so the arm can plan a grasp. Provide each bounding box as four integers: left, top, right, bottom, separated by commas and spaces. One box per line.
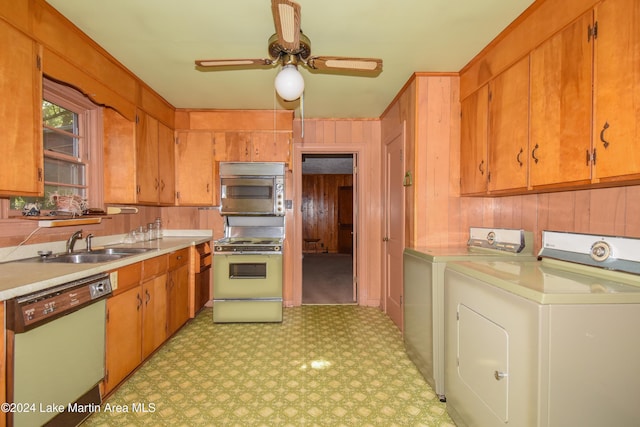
403, 227, 536, 401
444, 231, 640, 427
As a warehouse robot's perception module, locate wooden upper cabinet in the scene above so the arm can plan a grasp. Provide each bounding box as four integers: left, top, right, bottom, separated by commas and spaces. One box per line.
460, 85, 489, 195
488, 56, 530, 193
213, 131, 290, 163
593, 0, 640, 183
213, 131, 251, 162
529, 11, 594, 189
184, 110, 293, 165
251, 132, 291, 162
157, 122, 175, 204
104, 108, 137, 203
175, 131, 215, 205
136, 110, 175, 205
0, 20, 43, 197
136, 111, 158, 203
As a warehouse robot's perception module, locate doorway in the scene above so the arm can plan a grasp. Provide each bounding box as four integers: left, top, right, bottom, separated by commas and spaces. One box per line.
301, 154, 356, 304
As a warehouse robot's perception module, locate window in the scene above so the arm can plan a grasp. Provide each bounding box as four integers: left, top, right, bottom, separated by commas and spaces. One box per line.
10, 79, 103, 215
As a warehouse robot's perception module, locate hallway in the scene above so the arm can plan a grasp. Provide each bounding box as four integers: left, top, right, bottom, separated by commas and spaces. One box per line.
83, 306, 453, 426
302, 254, 355, 304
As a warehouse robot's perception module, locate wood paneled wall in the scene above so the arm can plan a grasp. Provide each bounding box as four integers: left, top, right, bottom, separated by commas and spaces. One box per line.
380, 74, 464, 248
473, 185, 640, 253
0, 205, 218, 249
302, 174, 353, 253
290, 118, 382, 308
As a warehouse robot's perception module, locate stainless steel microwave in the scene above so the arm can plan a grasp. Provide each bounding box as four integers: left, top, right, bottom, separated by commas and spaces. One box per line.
219, 162, 285, 216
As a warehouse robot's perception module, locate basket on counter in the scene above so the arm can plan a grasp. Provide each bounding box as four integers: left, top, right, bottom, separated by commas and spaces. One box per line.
49, 192, 87, 216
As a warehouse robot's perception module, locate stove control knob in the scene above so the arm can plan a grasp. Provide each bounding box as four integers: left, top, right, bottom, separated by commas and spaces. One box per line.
215, 246, 222, 252
274, 246, 281, 252
590, 241, 611, 262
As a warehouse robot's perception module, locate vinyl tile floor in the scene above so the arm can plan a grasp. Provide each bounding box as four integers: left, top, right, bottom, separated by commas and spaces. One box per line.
83, 306, 454, 426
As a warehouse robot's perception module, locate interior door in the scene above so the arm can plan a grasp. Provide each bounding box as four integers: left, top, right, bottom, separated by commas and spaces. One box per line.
384, 122, 406, 331
337, 186, 353, 254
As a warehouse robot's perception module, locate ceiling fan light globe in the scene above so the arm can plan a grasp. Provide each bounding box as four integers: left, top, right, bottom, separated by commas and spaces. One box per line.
274, 65, 304, 101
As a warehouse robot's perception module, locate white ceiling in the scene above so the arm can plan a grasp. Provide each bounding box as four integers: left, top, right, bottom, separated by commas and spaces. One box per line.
44, 0, 535, 119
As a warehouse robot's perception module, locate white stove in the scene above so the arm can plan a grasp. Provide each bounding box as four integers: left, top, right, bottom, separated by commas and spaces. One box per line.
213, 216, 285, 323
444, 231, 640, 427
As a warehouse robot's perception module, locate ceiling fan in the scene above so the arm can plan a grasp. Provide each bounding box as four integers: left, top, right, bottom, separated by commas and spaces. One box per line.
195, 0, 383, 101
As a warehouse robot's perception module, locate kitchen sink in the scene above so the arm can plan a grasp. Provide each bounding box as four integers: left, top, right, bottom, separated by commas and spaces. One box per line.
17, 247, 157, 264
90, 247, 157, 255
42, 253, 125, 264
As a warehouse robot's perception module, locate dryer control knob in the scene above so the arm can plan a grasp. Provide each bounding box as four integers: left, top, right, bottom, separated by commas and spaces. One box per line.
590, 241, 611, 262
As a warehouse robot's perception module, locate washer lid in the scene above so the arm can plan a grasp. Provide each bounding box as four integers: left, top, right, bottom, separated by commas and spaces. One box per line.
539, 231, 640, 275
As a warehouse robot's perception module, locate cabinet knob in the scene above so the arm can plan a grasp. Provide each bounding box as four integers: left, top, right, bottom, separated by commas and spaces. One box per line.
494, 370, 508, 381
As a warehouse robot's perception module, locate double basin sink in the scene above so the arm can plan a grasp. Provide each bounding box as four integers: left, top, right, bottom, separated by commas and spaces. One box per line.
27, 247, 157, 264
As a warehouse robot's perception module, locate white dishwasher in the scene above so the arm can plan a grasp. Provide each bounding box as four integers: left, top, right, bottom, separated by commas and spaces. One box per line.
444, 231, 640, 427
403, 227, 535, 401
7, 273, 112, 427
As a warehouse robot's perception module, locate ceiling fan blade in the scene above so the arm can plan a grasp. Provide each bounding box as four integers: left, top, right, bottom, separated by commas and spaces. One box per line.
195, 58, 274, 68
271, 0, 301, 53
307, 56, 383, 72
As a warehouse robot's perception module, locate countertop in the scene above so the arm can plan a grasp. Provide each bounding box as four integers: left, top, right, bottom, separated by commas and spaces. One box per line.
0, 231, 212, 301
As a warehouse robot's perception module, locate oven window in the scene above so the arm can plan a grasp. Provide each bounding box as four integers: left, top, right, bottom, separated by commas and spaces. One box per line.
222, 178, 273, 200
229, 263, 267, 279
226, 185, 272, 199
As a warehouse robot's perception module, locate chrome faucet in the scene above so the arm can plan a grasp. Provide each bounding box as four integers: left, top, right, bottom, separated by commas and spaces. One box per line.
85, 233, 94, 252
66, 230, 83, 254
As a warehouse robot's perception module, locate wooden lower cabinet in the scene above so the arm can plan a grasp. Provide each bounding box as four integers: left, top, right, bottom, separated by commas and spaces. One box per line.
191, 242, 212, 317
142, 274, 168, 359
104, 286, 143, 395
167, 249, 190, 336
104, 249, 191, 396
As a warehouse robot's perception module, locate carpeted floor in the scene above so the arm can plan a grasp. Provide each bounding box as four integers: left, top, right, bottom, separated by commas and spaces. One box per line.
303, 254, 355, 304
82, 306, 454, 426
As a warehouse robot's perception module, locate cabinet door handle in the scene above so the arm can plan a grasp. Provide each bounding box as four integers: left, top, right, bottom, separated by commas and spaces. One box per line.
137, 293, 142, 311
478, 160, 485, 175
600, 121, 610, 148
146, 289, 151, 304
517, 148, 523, 167
531, 144, 540, 164
494, 370, 508, 381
